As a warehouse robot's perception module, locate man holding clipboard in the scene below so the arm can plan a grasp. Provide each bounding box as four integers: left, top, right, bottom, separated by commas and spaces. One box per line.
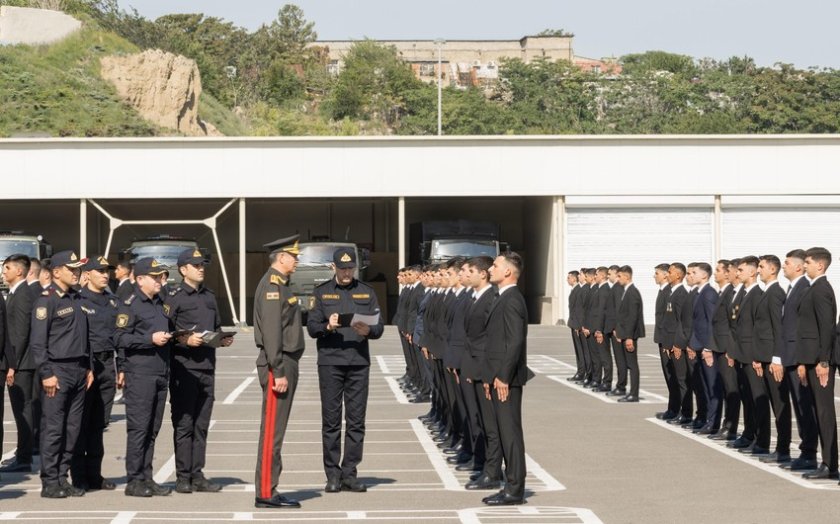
307, 247, 384, 494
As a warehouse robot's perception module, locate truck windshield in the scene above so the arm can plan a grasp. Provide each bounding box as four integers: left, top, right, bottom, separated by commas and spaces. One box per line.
297, 245, 342, 267
432, 239, 497, 259
131, 244, 195, 267
0, 239, 39, 261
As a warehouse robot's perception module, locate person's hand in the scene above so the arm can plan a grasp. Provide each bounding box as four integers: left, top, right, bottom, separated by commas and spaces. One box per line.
494, 378, 510, 402
351, 321, 371, 337
221, 336, 234, 347
5, 368, 14, 387
117, 372, 125, 390
797, 365, 807, 386
272, 375, 289, 394
185, 333, 203, 347
407, 334, 413, 344
816, 364, 829, 388
453, 368, 460, 385
85, 370, 94, 390
582, 328, 591, 337
673, 347, 682, 360
153, 331, 172, 346
43, 375, 60, 398
483, 382, 491, 400
328, 313, 340, 331
686, 348, 696, 360
726, 355, 735, 368
421, 347, 429, 360
595, 331, 604, 344
702, 350, 714, 368
752, 361, 764, 378
624, 339, 635, 352
769, 363, 784, 383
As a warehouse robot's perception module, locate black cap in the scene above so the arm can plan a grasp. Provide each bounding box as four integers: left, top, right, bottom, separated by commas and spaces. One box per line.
333, 247, 357, 269
50, 250, 85, 269
178, 248, 208, 267
264, 234, 300, 256
133, 257, 168, 276
82, 255, 115, 272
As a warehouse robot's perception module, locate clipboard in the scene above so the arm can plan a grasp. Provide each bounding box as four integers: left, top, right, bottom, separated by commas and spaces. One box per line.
337, 312, 380, 328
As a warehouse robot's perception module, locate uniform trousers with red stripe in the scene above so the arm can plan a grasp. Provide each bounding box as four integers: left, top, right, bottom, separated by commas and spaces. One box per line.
255, 353, 301, 499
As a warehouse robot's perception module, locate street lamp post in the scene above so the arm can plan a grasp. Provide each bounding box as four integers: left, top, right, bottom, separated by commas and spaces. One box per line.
435, 38, 446, 136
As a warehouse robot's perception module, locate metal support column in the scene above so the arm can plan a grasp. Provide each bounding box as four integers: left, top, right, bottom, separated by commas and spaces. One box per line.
79, 198, 87, 258
398, 197, 406, 270
239, 198, 247, 327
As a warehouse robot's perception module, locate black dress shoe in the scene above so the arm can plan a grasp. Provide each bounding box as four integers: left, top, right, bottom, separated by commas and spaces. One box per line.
41, 484, 68, 499
618, 395, 639, 403
691, 419, 707, 430
59, 480, 85, 497
482, 492, 526, 506
581, 380, 594, 387
567, 374, 583, 382
596, 384, 612, 393
588, 381, 602, 390
145, 479, 172, 496
325, 477, 341, 493
802, 464, 839, 480
694, 424, 716, 435
727, 436, 754, 449
175, 478, 193, 494
0, 459, 32, 473
708, 431, 737, 441
656, 410, 677, 421
341, 477, 367, 493
759, 451, 791, 464
456, 461, 482, 472
785, 456, 818, 471
469, 470, 483, 481
447, 452, 472, 465
607, 388, 627, 397
255, 493, 301, 508
668, 416, 691, 425
745, 446, 770, 455
125, 480, 153, 497
409, 395, 430, 403
192, 477, 222, 492
465, 475, 501, 490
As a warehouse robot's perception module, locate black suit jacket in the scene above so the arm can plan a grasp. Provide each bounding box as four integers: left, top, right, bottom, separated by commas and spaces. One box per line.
653, 285, 669, 344
462, 286, 496, 382
406, 284, 425, 337
6, 284, 34, 370
584, 283, 609, 334
796, 276, 837, 365
661, 285, 686, 349
676, 287, 698, 349
444, 289, 470, 369
753, 281, 785, 363
689, 284, 717, 350
485, 286, 528, 386
777, 277, 809, 366
710, 285, 736, 354
567, 285, 582, 329
615, 284, 645, 340
733, 285, 763, 363
604, 283, 622, 333
395, 286, 409, 331
0, 295, 10, 370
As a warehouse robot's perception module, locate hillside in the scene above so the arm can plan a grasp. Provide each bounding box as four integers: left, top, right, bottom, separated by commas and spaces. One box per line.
0, 22, 245, 137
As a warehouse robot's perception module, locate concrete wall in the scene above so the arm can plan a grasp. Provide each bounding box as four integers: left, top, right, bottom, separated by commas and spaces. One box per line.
0, 6, 81, 46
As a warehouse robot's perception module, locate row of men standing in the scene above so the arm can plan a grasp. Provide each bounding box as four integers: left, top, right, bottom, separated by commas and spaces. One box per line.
393, 254, 530, 506
653, 248, 840, 481
566, 265, 646, 402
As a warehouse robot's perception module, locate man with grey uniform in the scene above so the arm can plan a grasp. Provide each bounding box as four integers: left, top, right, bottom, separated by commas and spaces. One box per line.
253, 235, 306, 509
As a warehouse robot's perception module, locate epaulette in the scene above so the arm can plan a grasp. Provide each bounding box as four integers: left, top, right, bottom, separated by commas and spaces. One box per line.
124, 294, 136, 305
270, 274, 287, 286
169, 286, 182, 297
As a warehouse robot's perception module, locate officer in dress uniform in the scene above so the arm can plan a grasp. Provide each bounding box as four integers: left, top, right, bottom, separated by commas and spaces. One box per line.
167, 248, 232, 494
114, 257, 173, 498
307, 247, 384, 493
253, 235, 306, 509
29, 250, 93, 498
71, 255, 118, 491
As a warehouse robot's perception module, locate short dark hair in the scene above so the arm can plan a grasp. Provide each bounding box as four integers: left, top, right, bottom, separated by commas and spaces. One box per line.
687, 262, 699, 269
739, 256, 759, 268
608, 265, 620, 272
41, 259, 52, 272
618, 265, 633, 276
466, 256, 493, 277
669, 262, 686, 276
786, 249, 806, 261
447, 257, 466, 271
569, 270, 580, 278
759, 255, 781, 273
596, 266, 608, 275
584, 268, 596, 276
502, 252, 524, 276
717, 259, 731, 270
729, 258, 741, 268
4, 253, 31, 274
695, 262, 712, 276
805, 247, 832, 269
655, 263, 670, 272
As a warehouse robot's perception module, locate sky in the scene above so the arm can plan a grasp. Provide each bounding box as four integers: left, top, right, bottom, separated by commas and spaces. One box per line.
117, 0, 838, 69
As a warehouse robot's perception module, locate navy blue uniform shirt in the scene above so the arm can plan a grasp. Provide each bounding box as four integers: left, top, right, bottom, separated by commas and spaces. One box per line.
113, 284, 172, 376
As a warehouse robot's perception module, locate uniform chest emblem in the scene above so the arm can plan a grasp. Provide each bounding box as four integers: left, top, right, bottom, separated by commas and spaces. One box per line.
81, 306, 95, 315
56, 307, 74, 317
352, 294, 370, 299
116, 314, 129, 328
35, 307, 47, 320
322, 294, 340, 300
163, 304, 171, 315
288, 296, 298, 305
266, 292, 280, 300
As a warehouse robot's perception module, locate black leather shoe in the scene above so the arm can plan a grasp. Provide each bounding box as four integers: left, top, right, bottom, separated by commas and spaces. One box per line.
745, 446, 770, 455
588, 381, 602, 390
59, 480, 85, 497
581, 380, 594, 388
125, 480, 153, 497
0, 459, 32, 473
656, 410, 677, 421
802, 464, 839, 480
192, 477, 222, 492
41, 484, 68, 499
694, 423, 716, 435
456, 461, 481, 472
567, 374, 583, 382
465, 475, 501, 490
596, 384, 612, 393
447, 452, 472, 465
341, 477, 367, 493
325, 477, 341, 493
482, 492, 526, 506
759, 451, 791, 464
94, 478, 117, 491
409, 395, 430, 403
727, 436, 754, 449
255, 493, 301, 508
785, 456, 818, 471
691, 419, 707, 430
607, 388, 627, 397
145, 480, 172, 496
175, 478, 193, 494
708, 431, 737, 441
618, 395, 639, 403
669, 416, 691, 425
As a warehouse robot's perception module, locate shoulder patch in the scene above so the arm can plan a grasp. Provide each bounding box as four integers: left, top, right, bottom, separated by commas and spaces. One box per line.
116, 314, 129, 328
109, 299, 118, 308
169, 287, 182, 296
265, 292, 280, 300
288, 296, 298, 305
81, 306, 94, 315
125, 294, 136, 305
321, 294, 340, 300
35, 307, 47, 320
270, 274, 287, 286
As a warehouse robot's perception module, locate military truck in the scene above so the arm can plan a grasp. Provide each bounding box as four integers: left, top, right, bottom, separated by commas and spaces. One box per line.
409, 220, 507, 266
119, 236, 207, 286
289, 241, 367, 314
0, 231, 52, 293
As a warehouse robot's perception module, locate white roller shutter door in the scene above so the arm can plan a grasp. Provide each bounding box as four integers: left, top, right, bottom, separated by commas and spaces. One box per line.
565, 208, 715, 325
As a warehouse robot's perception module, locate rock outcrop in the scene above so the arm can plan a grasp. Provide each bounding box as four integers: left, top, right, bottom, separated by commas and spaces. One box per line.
0, 6, 81, 46
101, 49, 222, 136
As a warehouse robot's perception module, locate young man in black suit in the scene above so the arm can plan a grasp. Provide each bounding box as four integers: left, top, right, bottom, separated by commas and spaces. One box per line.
566, 271, 585, 382
797, 247, 838, 480
663, 263, 689, 424
615, 266, 644, 402
578, 269, 595, 386
481, 252, 528, 506
653, 263, 679, 421
772, 250, 818, 469
687, 263, 719, 434
583, 267, 611, 392
708, 260, 740, 440
606, 265, 628, 396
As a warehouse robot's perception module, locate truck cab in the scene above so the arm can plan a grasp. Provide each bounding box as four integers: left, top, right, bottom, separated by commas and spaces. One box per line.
0, 231, 52, 294
289, 241, 367, 313
119, 236, 207, 286
409, 220, 508, 265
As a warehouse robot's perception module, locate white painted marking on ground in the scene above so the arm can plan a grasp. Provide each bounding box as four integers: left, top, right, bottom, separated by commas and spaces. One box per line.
525, 454, 566, 491
0, 514, 22, 521
408, 419, 463, 491
547, 375, 667, 404
647, 417, 840, 491
110, 512, 137, 524
384, 376, 411, 404
1, 449, 17, 461
458, 506, 604, 524
375, 355, 392, 374
154, 421, 216, 483
223, 375, 256, 405
346, 511, 366, 520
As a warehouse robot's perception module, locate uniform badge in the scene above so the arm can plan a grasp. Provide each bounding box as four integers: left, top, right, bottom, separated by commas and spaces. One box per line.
352, 294, 370, 300
163, 304, 171, 315
340, 253, 352, 263
193, 250, 202, 257
116, 314, 129, 328
35, 307, 47, 320
322, 294, 340, 300
109, 299, 117, 308
265, 292, 280, 300
288, 296, 298, 305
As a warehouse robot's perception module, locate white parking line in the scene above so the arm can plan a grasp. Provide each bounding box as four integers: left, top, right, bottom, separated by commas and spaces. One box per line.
154, 421, 216, 483
546, 375, 667, 404
384, 376, 412, 404
223, 374, 256, 405
110, 512, 137, 524
409, 419, 462, 491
